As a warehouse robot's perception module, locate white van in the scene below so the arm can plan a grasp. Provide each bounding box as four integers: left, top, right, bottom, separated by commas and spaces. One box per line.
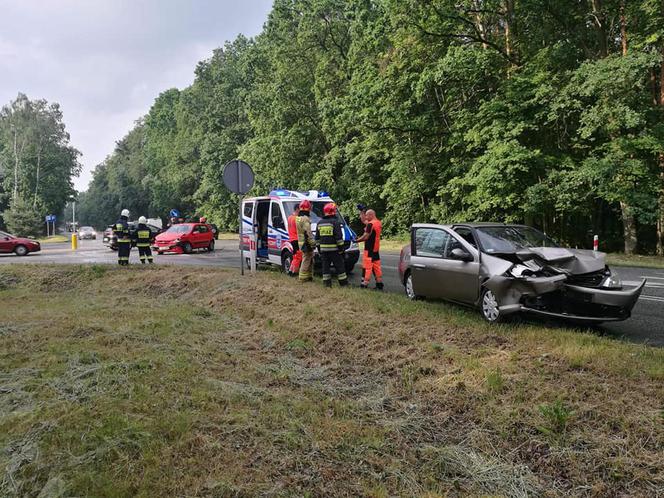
241, 190, 360, 273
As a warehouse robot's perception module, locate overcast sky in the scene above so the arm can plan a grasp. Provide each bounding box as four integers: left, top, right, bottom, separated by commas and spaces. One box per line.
0, 0, 273, 191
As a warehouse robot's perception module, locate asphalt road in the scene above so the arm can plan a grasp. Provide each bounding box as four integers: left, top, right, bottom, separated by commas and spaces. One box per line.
2, 237, 663, 347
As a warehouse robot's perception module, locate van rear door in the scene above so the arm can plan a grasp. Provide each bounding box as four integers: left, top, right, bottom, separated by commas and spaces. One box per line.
268, 201, 288, 264
241, 199, 256, 254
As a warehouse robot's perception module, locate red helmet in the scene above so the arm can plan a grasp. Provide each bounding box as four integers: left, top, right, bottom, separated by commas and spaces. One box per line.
299, 200, 312, 210
323, 203, 337, 216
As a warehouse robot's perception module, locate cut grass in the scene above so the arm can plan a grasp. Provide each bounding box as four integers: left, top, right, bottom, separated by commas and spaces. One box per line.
606, 252, 664, 269
34, 234, 70, 244
0, 265, 662, 497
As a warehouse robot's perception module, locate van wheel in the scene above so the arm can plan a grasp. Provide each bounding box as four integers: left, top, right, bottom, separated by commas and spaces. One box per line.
281, 251, 293, 273
480, 287, 504, 323
182, 242, 193, 254
14, 245, 28, 257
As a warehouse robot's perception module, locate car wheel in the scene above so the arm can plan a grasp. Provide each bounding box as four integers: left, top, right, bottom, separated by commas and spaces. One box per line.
404, 272, 420, 300
480, 287, 504, 323
182, 242, 193, 254
281, 250, 292, 273
14, 245, 28, 257
208, 240, 215, 252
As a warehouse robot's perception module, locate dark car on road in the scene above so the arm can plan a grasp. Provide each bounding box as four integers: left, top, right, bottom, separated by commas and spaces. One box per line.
398, 223, 645, 323
0, 230, 41, 256
103, 223, 162, 250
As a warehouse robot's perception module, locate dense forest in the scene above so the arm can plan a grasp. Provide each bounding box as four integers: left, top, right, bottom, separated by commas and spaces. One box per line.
79, 0, 664, 254
0, 94, 81, 236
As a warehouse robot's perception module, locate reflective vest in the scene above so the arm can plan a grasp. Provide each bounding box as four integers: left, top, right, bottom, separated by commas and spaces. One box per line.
287, 213, 298, 242
364, 218, 382, 255
296, 213, 315, 252
113, 218, 131, 243
316, 215, 344, 252
135, 224, 152, 247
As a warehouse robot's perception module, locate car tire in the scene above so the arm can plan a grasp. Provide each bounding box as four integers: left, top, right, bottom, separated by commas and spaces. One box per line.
207, 240, 215, 252
14, 245, 28, 257
182, 242, 193, 254
480, 287, 504, 323
404, 272, 421, 300
281, 250, 292, 273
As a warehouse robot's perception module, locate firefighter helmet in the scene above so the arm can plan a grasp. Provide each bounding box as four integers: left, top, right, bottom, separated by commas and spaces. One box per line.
121, 209, 130, 217
299, 199, 312, 210
323, 202, 337, 216
138, 216, 147, 224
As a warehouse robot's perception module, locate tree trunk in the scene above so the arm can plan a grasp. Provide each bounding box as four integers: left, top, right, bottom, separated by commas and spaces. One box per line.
472, 0, 489, 49
619, 0, 628, 56
621, 201, 637, 254
504, 0, 517, 65
590, 0, 608, 57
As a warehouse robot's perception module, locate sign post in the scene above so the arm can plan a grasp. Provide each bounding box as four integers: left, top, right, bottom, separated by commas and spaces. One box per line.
222, 160, 255, 275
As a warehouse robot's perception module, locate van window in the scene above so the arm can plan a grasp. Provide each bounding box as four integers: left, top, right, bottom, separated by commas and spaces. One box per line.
243, 203, 253, 219
283, 200, 343, 223
271, 202, 285, 229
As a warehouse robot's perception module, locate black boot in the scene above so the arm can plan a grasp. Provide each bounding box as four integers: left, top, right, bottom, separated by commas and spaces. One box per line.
339, 279, 348, 287
324, 279, 332, 288
375, 282, 384, 291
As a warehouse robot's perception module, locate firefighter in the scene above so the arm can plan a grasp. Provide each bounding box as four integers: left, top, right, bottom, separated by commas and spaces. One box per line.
296, 200, 315, 282
134, 216, 154, 264
287, 205, 302, 275
316, 203, 348, 287
356, 209, 383, 290
114, 209, 131, 266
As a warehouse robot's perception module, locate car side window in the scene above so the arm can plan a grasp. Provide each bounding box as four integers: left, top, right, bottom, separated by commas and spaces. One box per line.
454, 227, 478, 249
243, 203, 253, 219
444, 234, 467, 259
415, 228, 450, 258
198, 225, 208, 233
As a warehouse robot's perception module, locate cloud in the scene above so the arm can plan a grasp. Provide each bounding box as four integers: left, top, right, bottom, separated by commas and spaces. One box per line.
0, 0, 273, 190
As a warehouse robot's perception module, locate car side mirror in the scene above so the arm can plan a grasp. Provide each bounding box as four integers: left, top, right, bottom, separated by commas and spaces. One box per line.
451, 248, 473, 262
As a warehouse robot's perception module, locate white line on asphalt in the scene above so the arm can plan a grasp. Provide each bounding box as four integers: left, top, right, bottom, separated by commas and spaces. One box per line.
642, 276, 664, 280
639, 295, 664, 303
623, 280, 664, 289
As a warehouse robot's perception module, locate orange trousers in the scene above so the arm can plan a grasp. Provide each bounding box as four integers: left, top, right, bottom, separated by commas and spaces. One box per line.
290, 249, 302, 273
362, 251, 382, 283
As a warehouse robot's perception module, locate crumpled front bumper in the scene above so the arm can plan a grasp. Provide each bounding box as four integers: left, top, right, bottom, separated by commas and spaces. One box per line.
484, 274, 646, 322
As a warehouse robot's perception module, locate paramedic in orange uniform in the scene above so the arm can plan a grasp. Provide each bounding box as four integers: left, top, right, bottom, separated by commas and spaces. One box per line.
287, 205, 302, 275
355, 209, 383, 290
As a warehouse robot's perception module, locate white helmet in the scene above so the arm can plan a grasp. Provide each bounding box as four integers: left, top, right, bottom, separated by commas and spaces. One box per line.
121, 209, 130, 218
138, 216, 147, 224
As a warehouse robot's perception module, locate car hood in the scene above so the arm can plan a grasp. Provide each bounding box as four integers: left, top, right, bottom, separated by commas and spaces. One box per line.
155, 232, 182, 243
514, 247, 605, 274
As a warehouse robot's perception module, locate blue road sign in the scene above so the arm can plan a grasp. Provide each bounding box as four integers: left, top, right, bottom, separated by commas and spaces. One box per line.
169, 209, 181, 218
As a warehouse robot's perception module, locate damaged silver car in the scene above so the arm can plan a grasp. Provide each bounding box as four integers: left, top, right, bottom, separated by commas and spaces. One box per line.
398, 223, 646, 323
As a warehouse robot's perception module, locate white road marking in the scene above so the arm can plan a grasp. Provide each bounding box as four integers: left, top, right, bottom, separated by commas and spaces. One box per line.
623, 280, 664, 289
639, 295, 664, 303
642, 276, 664, 280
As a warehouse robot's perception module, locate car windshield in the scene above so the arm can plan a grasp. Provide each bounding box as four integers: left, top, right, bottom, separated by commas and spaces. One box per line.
475, 226, 560, 253
0, 230, 15, 238
283, 201, 343, 223
165, 225, 191, 234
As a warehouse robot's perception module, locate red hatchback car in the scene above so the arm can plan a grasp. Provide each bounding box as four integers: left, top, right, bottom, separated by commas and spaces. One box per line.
153, 223, 215, 254
0, 230, 41, 256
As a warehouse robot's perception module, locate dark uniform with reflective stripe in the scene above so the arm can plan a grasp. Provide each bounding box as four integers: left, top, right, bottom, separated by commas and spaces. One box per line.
134, 223, 154, 264
315, 215, 348, 287
113, 216, 131, 265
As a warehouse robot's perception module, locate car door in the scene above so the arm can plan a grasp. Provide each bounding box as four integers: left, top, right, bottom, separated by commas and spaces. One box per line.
410, 227, 480, 304
410, 227, 449, 298
439, 233, 480, 304
268, 201, 286, 264
193, 225, 206, 248
241, 200, 255, 254
0, 232, 13, 253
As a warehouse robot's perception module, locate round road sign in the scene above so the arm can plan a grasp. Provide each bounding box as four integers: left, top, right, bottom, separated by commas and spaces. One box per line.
223, 160, 255, 195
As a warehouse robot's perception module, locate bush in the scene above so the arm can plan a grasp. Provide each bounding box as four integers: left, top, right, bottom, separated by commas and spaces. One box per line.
3, 197, 44, 237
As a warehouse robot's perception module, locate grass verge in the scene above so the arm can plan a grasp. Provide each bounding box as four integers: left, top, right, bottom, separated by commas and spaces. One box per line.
35, 235, 70, 244
0, 265, 662, 497
606, 253, 664, 269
